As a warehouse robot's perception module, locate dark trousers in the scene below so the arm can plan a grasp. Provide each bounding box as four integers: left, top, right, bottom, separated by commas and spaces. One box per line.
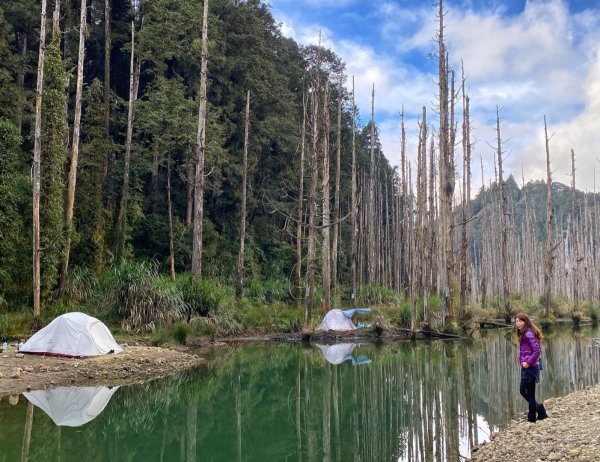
519, 366, 540, 413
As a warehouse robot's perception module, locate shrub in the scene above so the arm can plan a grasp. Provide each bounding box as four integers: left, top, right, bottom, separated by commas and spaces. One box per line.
399, 301, 412, 328
57, 266, 98, 305
172, 322, 191, 345
101, 260, 186, 332
357, 284, 401, 306
179, 275, 226, 317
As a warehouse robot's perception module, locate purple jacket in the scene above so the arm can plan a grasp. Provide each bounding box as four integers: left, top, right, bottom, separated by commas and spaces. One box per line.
519, 328, 541, 366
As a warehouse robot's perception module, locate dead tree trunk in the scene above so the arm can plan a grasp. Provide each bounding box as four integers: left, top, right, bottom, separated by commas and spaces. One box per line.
321, 81, 331, 311
570, 148, 580, 322
332, 75, 343, 299
495, 106, 510, 321
350, 77, 357, 304
236, 90, 250, 299
459, 67, 471, 320
191, 0, 209, 278
305, 80, 320, 324
59, 0, 87, 291
32, 0, 49, 320
296, 92, 307, 302
368, 84, 376, 283
542, 116, 555, 318
437, 0, 455, 326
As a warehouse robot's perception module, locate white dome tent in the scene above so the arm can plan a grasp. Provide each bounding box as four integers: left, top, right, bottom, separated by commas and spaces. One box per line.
316, 308, 371, 332
20, 312, 123, 358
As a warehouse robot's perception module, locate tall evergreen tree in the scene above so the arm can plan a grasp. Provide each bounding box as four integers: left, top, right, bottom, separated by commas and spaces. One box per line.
40, 27, 68, 301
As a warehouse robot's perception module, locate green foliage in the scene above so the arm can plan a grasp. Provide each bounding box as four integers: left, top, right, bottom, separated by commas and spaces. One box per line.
356, 284, 402, 306
58, 266, 99, 306
244, 277, 292, 304
171, 321, 191, 345
73, 79, 115, 272
399, 301, 412, 328
0, 118, 28, 300
101, 260, 186, 332
179, 275, 227, 317
40, 28, 68, 302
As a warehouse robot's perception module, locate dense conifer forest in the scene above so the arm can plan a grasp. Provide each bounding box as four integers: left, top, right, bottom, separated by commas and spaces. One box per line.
1, 0, 599, 336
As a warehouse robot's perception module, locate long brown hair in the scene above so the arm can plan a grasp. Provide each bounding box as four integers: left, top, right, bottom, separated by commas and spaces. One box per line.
515, 312, 544, 343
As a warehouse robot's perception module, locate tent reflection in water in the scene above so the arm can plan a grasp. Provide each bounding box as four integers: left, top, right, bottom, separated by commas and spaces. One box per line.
315, 343, 372, 366
24, 386, 120, 427
316, 308, 371, 331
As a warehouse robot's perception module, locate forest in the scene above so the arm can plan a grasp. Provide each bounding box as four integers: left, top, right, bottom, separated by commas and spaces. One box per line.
0, 0, 598, 338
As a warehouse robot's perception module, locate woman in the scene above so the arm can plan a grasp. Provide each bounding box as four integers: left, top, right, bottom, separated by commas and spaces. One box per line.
515, 312, 548, 423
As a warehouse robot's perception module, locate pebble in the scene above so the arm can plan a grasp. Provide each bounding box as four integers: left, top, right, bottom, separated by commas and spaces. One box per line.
470, 384, 600, 461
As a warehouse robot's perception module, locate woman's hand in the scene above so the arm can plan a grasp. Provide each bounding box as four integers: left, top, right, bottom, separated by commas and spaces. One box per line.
521, 362, 530, 368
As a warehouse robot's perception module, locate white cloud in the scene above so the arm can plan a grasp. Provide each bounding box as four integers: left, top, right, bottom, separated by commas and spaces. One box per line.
513, 45, 600, 191
272, 0, 600, 190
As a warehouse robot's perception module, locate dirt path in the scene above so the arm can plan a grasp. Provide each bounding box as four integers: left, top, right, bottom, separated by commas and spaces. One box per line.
0, 343, 203, 398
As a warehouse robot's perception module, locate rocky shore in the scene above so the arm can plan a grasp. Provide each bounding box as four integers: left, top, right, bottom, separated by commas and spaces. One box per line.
0, 344, 203, 398
469, 384, 600, 462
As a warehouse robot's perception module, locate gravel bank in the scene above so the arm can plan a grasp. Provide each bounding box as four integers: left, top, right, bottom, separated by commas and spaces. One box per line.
0, 344, 203, 397
469, 385, 600, 462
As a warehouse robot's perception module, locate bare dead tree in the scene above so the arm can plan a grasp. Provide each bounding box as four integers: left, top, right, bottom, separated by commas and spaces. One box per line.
350, 77, 357, 303
321, 81, 331, 311
332, 74, 343, 299
495, 106, 510, 321
296, 92, 307, 302
542, 116, 555, 318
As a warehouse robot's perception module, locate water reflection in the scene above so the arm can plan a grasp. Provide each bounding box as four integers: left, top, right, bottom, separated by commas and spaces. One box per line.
24, 386, 120, 427
0, 325, 599, 462
315, 343, 372, 365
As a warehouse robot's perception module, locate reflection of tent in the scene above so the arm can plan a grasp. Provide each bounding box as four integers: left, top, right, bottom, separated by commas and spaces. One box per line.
24, 386, 119, 427
20, 312, 123, 358
317, 308, 371, 331
315, 343, 373, 366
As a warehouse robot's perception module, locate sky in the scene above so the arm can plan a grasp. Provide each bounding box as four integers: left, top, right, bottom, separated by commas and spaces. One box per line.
268, 0, 600, 193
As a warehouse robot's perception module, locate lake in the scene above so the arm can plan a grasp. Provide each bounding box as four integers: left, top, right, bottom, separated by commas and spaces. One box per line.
1, 324, 599, 461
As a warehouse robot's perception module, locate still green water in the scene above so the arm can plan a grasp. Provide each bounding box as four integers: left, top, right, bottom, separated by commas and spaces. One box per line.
1, 325, 599, 462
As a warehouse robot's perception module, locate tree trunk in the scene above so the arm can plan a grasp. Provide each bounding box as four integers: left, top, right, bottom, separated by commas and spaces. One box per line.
236, 90, 250, 299
296, 92, 306, 302
191, 0, 209, 278
350, 76, 357, 304
305, 83, 320, 324
332, 75, 343, 299
459, 67, 471, 320
167, 159, 176, 282
368, 83, 376, 283
32, 0, 48, 320
59, 0, 87, 291
321, 81, 331, 311
115, 21, 140, 262
543, 116, 554, 318
496, 106, 510, 321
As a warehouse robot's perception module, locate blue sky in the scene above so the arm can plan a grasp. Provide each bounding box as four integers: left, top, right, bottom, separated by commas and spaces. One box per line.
269, 0, 600, 192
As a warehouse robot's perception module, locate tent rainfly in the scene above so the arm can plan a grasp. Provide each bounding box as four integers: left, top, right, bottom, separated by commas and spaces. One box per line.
20, 312, 123, 358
